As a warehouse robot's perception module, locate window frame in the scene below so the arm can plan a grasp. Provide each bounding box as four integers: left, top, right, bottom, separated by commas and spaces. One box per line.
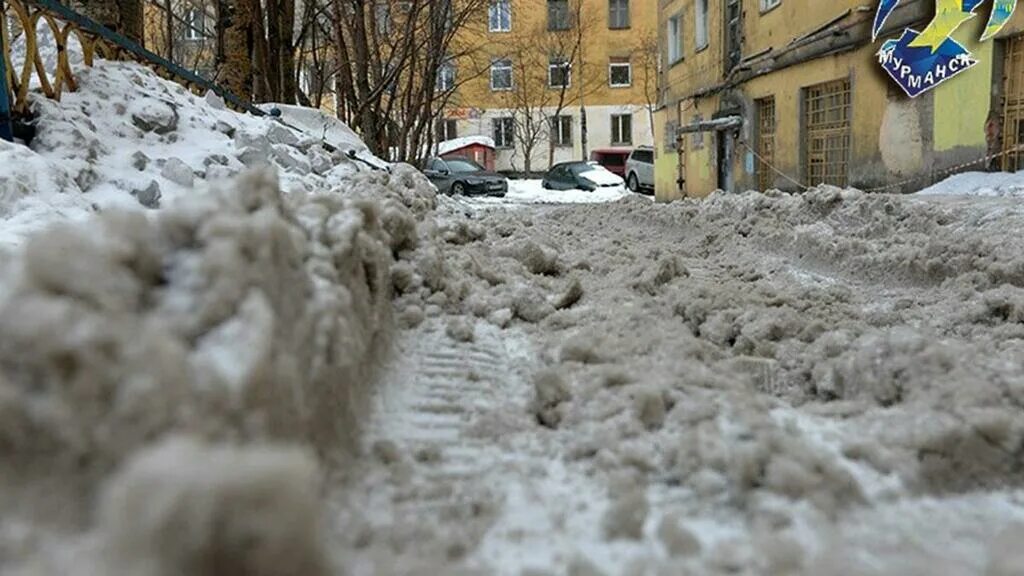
609, 59, 632, 88
493, 117, 515, 149
548, 58, 572, 89
549, 115, 573, 148
760, 0, 782, 14
667, 13, 684, 65
695, 0, 709, 52
611, 113, 633, 146
436, 119, 458, 142
184, 7, 204, 41
489, 0, 512, 32
437, 59, 456, 92
609, 0, 630, 30
548, 0, 571, 31
490, 58, 514, 91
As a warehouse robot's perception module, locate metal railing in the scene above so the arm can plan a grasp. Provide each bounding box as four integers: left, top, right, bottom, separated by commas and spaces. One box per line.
0, 0, 264, 120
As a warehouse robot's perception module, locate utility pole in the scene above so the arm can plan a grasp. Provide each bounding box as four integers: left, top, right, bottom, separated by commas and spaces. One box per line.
0, 0, 13, 142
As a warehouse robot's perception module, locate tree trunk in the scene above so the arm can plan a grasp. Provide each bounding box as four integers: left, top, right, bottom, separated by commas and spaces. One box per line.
250, 0, 271, 102
219, 0, 253, 102
117, 0, 144, 44
163, 0, 174, 60
280, 0, 296, 104
265, 0, 282, 101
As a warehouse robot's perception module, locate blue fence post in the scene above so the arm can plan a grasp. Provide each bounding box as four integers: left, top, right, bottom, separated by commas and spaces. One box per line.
0, 0, 13, 142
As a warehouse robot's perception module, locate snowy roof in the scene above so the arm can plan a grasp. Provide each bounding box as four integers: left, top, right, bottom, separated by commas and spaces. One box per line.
437, 136, 495, 156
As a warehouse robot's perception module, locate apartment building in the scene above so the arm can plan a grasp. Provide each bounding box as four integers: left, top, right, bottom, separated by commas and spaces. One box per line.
654, 0, 1024, 200
442, 0, 658, 173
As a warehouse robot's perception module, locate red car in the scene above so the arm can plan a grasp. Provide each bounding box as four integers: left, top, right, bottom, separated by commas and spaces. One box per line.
589, 148, 631, 177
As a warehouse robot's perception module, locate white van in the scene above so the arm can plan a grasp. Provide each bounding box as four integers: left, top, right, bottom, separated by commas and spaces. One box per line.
625, 146, 655, 195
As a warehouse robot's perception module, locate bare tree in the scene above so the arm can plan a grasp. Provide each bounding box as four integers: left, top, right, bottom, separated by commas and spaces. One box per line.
635, 31, 659, 141
495, 0, 605, 172
70, 0, 144, 43
327, 0, 491, 161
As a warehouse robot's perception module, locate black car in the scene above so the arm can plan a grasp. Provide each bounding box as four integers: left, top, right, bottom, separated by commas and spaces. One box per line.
423, 157, 508, 197
541, 161, 626, 192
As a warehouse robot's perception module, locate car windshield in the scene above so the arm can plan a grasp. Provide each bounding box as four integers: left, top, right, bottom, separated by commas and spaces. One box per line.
569, 163, 601, 175
446, 158, 484, 173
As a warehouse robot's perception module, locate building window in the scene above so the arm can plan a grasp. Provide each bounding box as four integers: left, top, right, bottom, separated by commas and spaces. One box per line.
491, 58, 513, 91
549, 57, 571, 88
609, 0, 630, 29
437, 59, 456, 92
611, 114, 632, 145
725, 0, 742, 71
437, 119, 458, 142
548, 0, 570, 31
691, 114, 704, 149
760, 0, 781, 12
695, 0, 709, 50
664, 120, 679, 153
667, 14, 683, 64
375, 2, 392, 35
803, 78, 851, 187
550, 115, 573, 147
184, 8, 204, 40
493, 117, 515, 148
609, 57, 631, 87
489, 0, 512, 31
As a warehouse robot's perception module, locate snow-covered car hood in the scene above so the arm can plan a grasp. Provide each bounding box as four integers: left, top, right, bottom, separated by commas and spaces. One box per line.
579, 168, 625, 187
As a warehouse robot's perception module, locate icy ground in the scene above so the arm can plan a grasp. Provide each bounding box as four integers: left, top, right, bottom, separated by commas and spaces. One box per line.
3, 44, 1024, 576
330, 190, 1024, 575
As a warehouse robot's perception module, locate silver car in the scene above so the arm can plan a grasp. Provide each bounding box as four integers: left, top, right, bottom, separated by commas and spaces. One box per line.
625, 146, 655, 195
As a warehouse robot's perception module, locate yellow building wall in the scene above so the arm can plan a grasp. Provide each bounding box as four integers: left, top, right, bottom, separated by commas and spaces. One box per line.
453, 0, 657, 110
657, 0, 1024, 199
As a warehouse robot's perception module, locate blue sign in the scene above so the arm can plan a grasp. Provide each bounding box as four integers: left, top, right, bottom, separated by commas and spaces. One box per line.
874, 0, 1019, 98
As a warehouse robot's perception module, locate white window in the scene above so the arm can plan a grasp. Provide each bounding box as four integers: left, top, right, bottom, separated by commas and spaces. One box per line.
549, 58, 571, 88
375, 2, 392, 34
550, 115, 572, 147
667, 14, 683, 64
493, 117, 515, 148
489, 0, 512, 32
184, 8, 204, 40
760, 0, 781, 12
695, 0, 709, 50
611, 114, 632, 145
491, 58, 513, 91
437, 119, 458, 141
437, 59, 456, 92
609, 0, 629, 29
609, 58, 631, 87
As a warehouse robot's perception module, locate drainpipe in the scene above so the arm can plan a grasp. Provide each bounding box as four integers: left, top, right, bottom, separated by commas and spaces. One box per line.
0, 0, 12, 142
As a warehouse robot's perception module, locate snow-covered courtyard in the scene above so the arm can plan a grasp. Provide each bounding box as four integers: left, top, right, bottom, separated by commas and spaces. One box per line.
4, 53, 1024, 576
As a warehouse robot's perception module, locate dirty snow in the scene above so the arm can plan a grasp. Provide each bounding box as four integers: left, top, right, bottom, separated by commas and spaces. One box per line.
3, 34, 1024, 576
917, 169, 1024, 198
462, 178, 635, 206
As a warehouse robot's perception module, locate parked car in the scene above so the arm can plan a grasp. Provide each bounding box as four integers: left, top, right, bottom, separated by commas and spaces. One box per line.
422, 156, 508, 197
589, 148, 631, 177
625, 146, 655, 195
541, 161, 625, 191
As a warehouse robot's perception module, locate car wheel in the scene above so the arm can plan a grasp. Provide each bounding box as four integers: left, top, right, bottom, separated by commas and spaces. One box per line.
627, 173, 640, 193
452, 182, 466, 196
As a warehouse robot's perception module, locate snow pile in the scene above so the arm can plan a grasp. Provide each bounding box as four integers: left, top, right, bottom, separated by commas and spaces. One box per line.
916, 169, 1024, 197
0, 51, 447, 573
0, 57, 379, 252
463, 179, 635, 206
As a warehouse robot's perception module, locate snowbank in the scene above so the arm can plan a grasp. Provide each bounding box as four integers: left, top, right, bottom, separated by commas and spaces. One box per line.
0, 48, 443, 573
462, 179, 635, 206
916, 169, 1024, 197
0, 57, 383, 253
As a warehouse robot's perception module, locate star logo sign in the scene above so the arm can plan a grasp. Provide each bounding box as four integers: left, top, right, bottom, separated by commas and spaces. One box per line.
873, 0, 1018, 97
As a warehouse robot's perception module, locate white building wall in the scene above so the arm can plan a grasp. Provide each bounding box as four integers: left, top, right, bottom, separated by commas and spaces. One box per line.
452, 104, 654, 174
